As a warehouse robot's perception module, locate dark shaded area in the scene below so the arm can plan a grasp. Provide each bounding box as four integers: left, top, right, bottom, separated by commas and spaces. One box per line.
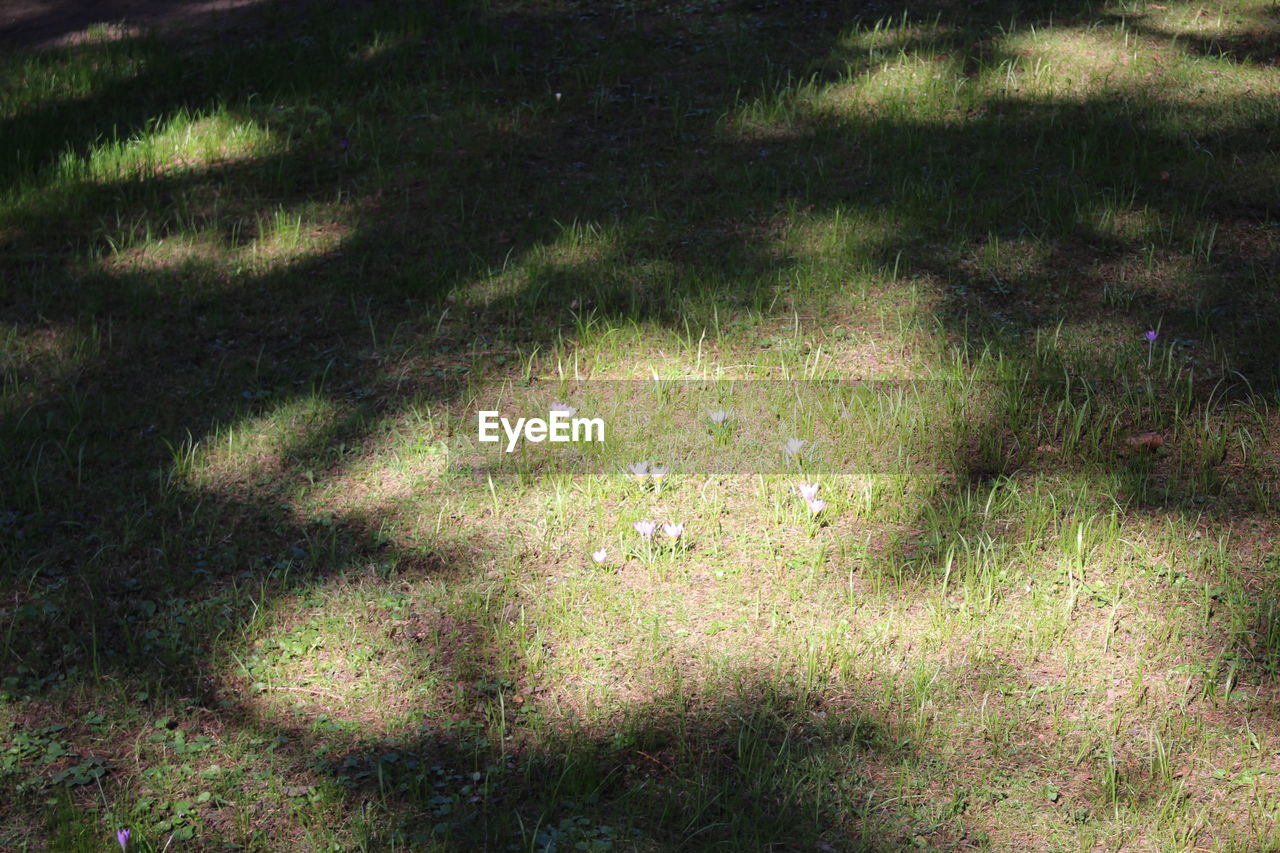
0, 0, 283, 49
1, 0, 1278, 846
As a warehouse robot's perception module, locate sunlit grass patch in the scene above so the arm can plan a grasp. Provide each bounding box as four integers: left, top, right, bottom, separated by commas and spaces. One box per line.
1004, 22, 1280, 103
247, 203, 351, 267
222, 579, 442, 738
174, 393, 344, 490
452, 218, 625, 310
305, 413, 455, 516
4, 108, 277, 207
97, 231, 232, 275
1112, 0, 1280, 65
1000, 25, 1156, 94
817, 55, 971, 121
0, 40, 148, 123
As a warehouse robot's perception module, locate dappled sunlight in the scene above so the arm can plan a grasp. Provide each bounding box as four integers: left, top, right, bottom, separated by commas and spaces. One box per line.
246, 204, 351, 268
1006, 23, 1279, 99
815, 56, 972, 121
295, 443, 453, 537
0, 40, 149, 144
3, 0, 1280, 848
135, 112, 277, 178
1108, 1, 1280, 68
97, 231, 233, 275
5, 109, 277, 204
1000, 26, 1158, 94
177, 393, 344, 490
832, 15, 956, 58
216, 576, 447, 739
89, 204, 355, 276
440, 219, 755, 364
449, 219, 626, 312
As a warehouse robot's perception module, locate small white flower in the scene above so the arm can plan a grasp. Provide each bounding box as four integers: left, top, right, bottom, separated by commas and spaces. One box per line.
650, 464, 669, 481
806, 498, 827, 515
784, 438, 807, 457
709, 410, 732, 424
798, 483, 819, 501
633, 520, 658, 539
592, 548, 609, 564
550, 402, 577, 417
627, 461, 650, 482
662, 522, 684, 540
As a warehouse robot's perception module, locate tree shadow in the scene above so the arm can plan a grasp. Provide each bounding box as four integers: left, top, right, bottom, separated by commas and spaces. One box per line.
0, 0, 328, 50
227, 618, 967, 852
2, 0, 1279, 845
1105, 3, 1280, 68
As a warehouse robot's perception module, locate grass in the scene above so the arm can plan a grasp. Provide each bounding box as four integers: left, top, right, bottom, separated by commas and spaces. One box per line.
2, 0, 1280, 849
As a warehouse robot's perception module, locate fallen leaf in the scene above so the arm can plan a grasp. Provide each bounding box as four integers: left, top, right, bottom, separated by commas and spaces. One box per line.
1125, 432, 1165, 451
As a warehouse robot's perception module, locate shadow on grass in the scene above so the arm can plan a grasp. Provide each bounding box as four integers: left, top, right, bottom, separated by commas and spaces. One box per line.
2, 0, 1279, 846
1109, 2, 1280, 67
250, 671, 924, 851
0, 0, 285, 50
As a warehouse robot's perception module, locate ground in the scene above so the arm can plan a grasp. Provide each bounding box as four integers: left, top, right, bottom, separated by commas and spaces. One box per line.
1, 0, 1280, 851
0, 0, 277, 48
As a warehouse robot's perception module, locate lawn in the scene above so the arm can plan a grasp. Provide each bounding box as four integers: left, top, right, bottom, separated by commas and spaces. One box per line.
2, 0, 1280, 850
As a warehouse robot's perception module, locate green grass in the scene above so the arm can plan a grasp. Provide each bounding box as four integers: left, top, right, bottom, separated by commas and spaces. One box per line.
2, 0, 1280, 849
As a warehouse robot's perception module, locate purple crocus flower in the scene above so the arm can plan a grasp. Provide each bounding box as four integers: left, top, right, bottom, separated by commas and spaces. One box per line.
806, 498, 827, 515
662, 522, 684, 540
117, 829, 131, 852
1144, 329, 1158, 343
633, 520, 658, 539
798, 483, 819, 501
